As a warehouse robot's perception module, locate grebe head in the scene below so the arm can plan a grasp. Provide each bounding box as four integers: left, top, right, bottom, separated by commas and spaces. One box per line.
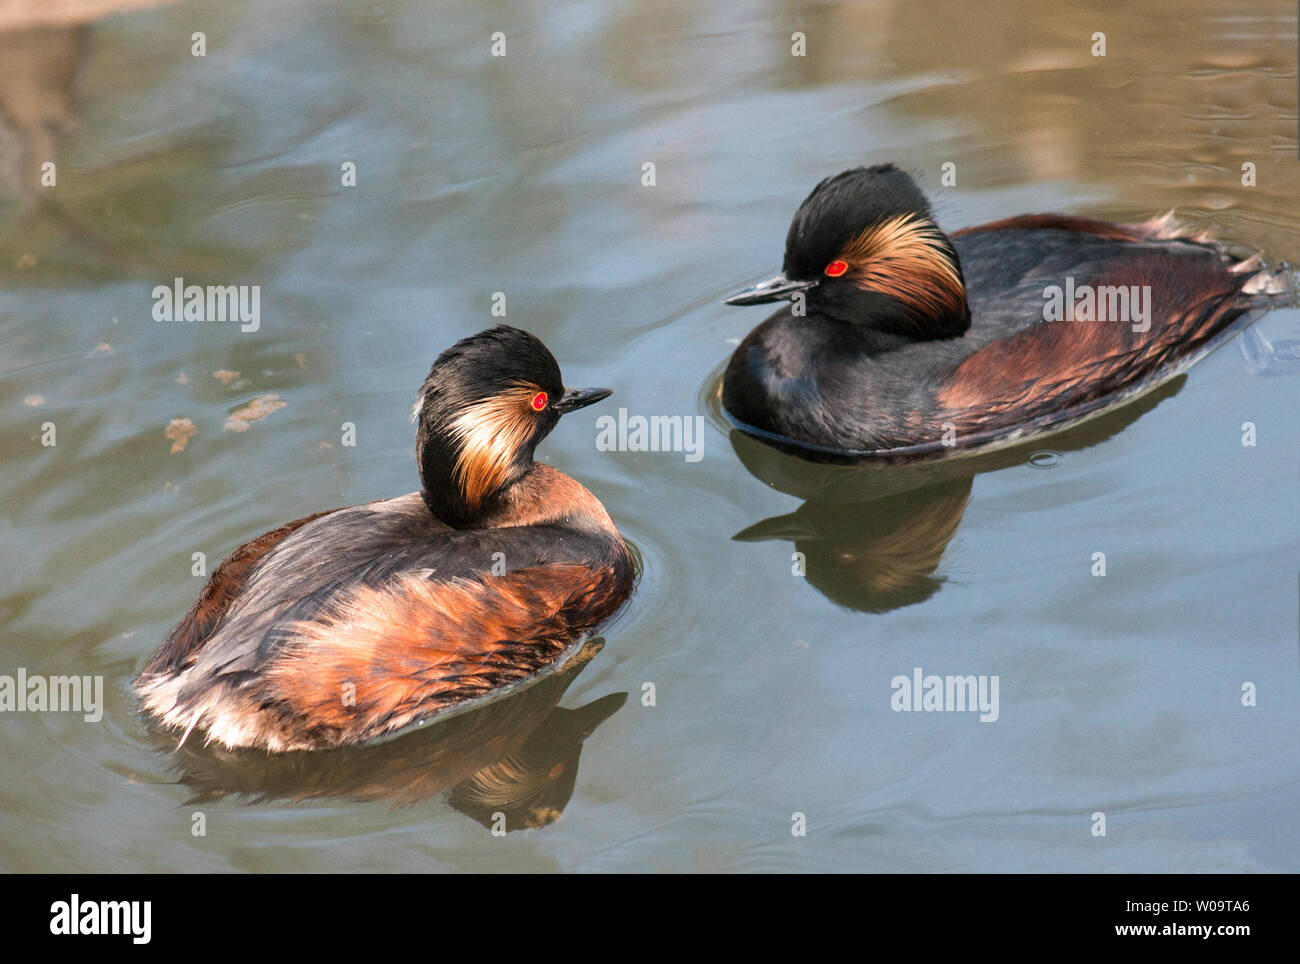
413, 325, 611, 526
724, 164, 971, 340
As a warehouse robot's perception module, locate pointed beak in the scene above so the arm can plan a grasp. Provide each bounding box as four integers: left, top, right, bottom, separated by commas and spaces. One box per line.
723, 273, 818, 306
553, 386, 613, 414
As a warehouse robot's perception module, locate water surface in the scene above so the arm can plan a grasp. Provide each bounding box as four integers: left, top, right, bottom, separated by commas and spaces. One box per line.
1, 0, 1297, 872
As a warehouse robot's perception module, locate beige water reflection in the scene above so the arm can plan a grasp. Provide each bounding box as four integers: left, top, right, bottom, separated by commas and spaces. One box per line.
156, 639, 624, 831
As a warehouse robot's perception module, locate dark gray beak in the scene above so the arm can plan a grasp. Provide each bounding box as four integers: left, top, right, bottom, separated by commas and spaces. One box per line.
724, 273, 818, 306
553, 386, 613, 414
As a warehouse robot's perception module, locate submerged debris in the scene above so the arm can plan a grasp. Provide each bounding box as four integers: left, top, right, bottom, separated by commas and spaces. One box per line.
224, 394, 285, 432
165, 418, 196, 453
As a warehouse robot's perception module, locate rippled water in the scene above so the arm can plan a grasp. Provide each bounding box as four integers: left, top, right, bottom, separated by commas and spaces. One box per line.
2, 0, 1297, 872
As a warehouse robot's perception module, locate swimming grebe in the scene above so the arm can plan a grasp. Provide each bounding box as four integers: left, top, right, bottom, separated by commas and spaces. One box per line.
721, 164, 1289, 456
135, 326, 635, 752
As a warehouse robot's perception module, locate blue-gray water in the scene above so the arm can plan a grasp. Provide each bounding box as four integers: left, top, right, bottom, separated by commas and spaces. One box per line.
1, 0, 1297, 872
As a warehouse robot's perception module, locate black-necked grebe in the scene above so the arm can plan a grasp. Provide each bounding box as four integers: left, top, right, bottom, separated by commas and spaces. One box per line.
135, 326, 635, 752
722, 164, 1288, 456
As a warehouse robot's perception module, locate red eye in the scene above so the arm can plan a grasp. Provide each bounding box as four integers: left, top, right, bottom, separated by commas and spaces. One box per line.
825, 260, 848, 277
530, 392, 548, 411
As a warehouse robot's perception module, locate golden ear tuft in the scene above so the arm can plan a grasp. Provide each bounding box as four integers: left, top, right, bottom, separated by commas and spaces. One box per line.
839, 214, 966, 318
447, 383, 543, 509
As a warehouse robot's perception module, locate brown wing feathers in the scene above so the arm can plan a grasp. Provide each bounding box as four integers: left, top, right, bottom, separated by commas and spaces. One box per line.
143, 509, 340, 676
154, 561, 631, 752
936, 248, 1254, 434
266, 564, 629, 743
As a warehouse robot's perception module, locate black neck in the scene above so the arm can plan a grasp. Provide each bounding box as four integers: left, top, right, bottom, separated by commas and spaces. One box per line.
416, 435, 507, 529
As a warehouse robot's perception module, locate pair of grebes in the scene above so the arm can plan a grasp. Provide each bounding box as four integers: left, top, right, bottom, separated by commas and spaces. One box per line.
136, 164, 1287, 751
